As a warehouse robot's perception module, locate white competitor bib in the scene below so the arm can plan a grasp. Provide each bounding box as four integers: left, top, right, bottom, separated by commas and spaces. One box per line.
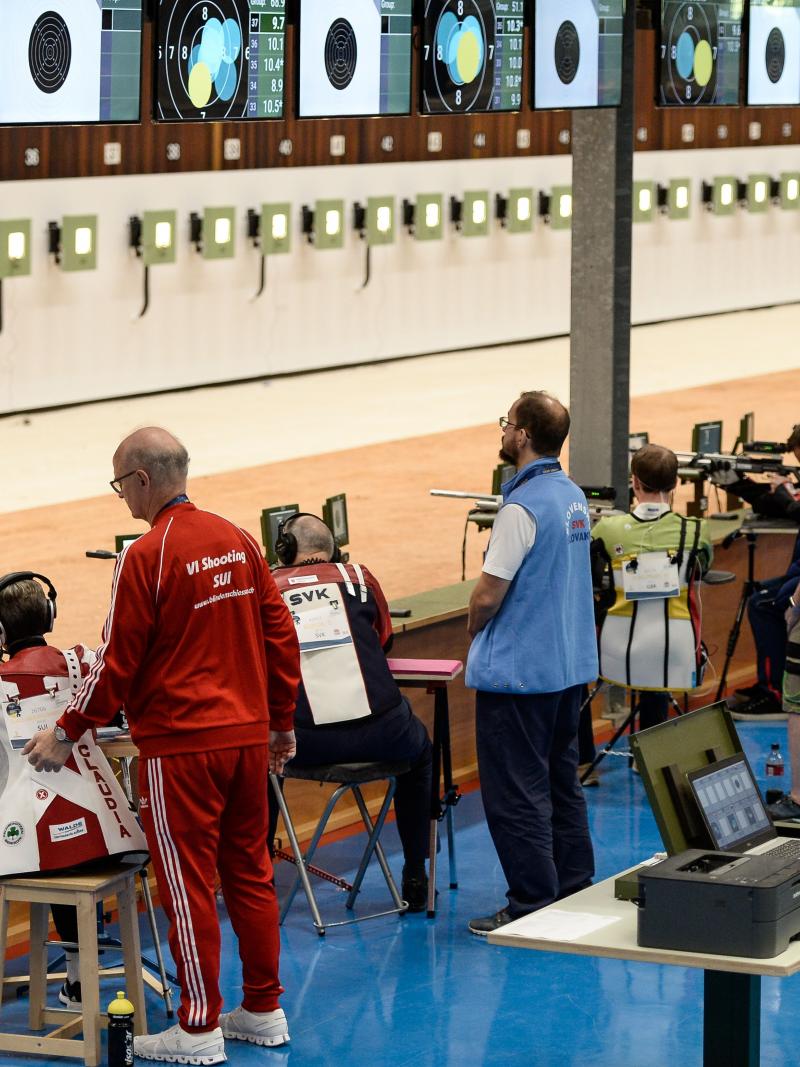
622, 551, 680, 601
0, 650, 146, 876
286, 583, 354, 652
281, 564, 372, 725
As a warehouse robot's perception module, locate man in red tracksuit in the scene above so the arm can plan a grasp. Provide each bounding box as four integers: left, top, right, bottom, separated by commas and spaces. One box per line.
25, 427, 301, 1065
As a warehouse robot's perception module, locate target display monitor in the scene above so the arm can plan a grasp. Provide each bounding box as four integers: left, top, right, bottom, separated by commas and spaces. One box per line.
155, 0, 287, 121
322, 494, 350, 548
692, 420, 723, 455
261, 504, 299, 565
0, 0, 142, 126
747, 0, 800, 105
659, 1, 744, 105
532, 0, 625, 109
422, 0, 525, 114
298, 0, 413, 118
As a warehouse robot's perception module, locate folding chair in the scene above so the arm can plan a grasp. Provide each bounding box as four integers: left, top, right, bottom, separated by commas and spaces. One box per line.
270, 761, 411, 936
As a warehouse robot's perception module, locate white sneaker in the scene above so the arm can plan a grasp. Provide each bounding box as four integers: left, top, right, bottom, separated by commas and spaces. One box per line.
133, 1023, 226, 1064
219, 1005, 290, 1048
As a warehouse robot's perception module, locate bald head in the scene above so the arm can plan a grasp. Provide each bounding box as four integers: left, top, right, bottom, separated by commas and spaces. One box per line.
287, 514, 335, 562
115, 427, 189, 494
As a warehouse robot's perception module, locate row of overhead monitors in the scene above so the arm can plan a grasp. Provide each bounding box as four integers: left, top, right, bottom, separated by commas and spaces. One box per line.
1, 2, 799, 128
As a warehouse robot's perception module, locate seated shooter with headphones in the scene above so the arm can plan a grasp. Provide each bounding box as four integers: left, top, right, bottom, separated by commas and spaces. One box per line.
270, 514, 433, 910
590, 445, 713, 729
710, 423, 800, 720
0, 573, 96, 1008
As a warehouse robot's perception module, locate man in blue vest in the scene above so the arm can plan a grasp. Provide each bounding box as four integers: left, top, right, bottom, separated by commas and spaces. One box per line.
466, 391, 599, 935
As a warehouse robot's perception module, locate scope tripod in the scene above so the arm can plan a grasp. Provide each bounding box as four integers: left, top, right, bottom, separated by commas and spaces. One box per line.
579, 684, 687, 783
715, 530, 760, 703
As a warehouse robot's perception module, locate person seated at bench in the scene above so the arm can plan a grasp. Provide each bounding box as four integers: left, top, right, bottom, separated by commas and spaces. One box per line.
0, 574, 102, 1008
270, 514, 432, 911
710, 423, 800, 720
766, 586, 800, 820
590, 444, 713, 729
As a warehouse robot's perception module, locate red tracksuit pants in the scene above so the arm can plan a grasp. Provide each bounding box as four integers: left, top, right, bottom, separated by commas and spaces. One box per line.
137, 744, 283, 1032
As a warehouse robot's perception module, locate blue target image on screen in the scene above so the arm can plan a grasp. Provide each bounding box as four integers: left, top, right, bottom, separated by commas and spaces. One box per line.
156, 0, 286, 121
659, 0, 744, 105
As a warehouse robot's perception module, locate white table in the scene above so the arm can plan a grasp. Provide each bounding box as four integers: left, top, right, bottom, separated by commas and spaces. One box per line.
489, 864, 800, 1067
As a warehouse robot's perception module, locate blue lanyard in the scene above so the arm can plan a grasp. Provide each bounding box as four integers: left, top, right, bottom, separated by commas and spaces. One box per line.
157, 494, 190, 516
505, 461, 562, 497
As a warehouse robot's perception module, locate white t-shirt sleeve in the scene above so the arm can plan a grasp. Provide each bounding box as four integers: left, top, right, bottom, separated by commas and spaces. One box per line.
482, 504, 537, 581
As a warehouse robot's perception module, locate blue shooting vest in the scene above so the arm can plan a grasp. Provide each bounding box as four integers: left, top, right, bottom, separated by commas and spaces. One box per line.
466, 458, 599, 695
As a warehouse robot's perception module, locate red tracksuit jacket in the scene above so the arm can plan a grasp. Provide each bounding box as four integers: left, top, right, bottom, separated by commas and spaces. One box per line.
58, 502, 300, 757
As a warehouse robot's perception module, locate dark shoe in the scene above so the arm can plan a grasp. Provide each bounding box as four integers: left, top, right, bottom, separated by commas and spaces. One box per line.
468, 908, 514, 937
726, 684, 766, 709
768, 794, 800, 821
402, 866, 428, 913
578, 763, 600, 787
58, 980, 81, 1009
729, 691, 786, 721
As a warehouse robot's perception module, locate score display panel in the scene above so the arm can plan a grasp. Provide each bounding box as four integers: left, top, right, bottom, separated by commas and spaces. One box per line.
155, 0, 286, 121
659, 1, 744, 105
421, 0, 525, 114
747, 0, 800, 106
0, 0, 142, 126
533, 1, 625, 109
298, 0, 413, 118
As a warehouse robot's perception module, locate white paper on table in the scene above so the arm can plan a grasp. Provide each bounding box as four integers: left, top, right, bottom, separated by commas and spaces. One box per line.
504, 909, 621, 942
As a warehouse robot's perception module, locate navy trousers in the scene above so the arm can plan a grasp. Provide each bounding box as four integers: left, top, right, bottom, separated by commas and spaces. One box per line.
476, 685, 595, 917
748, 575, 789, 694
271, 698, 432, 867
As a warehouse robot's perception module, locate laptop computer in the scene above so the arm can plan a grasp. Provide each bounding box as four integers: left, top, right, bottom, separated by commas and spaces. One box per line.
687, 753, 800, 857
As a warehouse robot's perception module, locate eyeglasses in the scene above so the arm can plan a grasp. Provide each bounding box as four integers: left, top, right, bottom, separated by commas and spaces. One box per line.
110, 469, 140, 495
499, 416, 521, 431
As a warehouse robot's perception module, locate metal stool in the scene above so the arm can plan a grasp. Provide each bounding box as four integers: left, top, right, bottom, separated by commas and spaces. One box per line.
270, 761, 411, 936
0, 857, 147, 1067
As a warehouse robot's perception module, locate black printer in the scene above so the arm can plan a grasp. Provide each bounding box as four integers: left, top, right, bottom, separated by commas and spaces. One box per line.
637, 848, 800, 958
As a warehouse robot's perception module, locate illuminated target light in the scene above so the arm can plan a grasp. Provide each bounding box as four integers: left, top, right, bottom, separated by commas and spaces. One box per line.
633, 181, 657, 224
780, 172, 800, 211
426, 202, 441, 228
195, 207, 236, 260
747, 174, 771, 213
301, 200, 345, 250
403, 194, 444, 241
0, 220, 32, 279
365, 197, 395, 246
503, 188, 534, 234
52, 215, 98, 271
154, 222, 172, 250
461, 191, 490, 237
657, 179, 691, 219
8, 231, 26, 262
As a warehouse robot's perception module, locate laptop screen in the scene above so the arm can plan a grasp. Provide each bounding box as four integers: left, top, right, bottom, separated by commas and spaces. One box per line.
687, 755, 774, 853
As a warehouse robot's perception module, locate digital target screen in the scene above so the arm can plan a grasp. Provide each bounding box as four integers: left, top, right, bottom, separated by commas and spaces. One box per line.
0, 0, 142, 126
298, 1, 413, 118
747, 0, 800, 105
422, 0, 524, 114
659, 1, 744, 105
533, 1, 625, 109
155, 0, 286, 121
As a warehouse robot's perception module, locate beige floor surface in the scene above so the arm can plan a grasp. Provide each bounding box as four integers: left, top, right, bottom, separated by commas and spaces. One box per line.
2, 361, 798, 651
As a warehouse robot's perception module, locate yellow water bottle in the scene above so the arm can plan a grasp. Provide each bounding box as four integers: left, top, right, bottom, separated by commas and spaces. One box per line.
107, 991, 134, 1067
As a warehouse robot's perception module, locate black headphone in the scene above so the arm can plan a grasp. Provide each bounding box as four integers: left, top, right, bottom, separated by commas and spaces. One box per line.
0, 571, 58, 648
274, 513, 342, 567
